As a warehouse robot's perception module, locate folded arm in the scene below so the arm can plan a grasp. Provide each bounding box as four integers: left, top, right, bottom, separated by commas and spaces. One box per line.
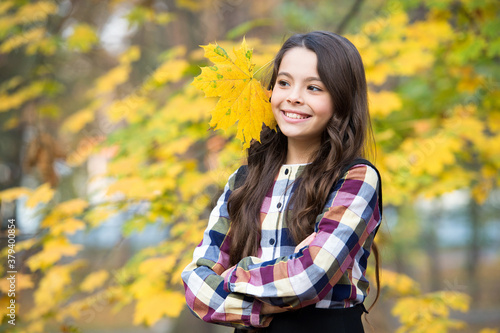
223, 165, 382, 309
181, 168, 272, 328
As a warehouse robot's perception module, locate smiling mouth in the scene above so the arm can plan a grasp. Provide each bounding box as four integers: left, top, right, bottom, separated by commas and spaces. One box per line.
283, 111, 310, 120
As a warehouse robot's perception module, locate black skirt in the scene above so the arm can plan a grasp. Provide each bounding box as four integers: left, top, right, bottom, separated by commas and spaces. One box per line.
234, 303, 367, 333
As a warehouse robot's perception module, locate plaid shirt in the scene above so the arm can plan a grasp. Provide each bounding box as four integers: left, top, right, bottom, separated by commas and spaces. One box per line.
182, 163, 382, 329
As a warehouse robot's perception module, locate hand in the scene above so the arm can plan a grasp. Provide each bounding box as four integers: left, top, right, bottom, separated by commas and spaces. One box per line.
261, 302, 288, 314
294, 232, 316, 253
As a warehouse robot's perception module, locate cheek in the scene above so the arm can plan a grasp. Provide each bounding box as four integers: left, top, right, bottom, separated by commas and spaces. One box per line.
270, 90, 282, 113
316, 98, 334, 118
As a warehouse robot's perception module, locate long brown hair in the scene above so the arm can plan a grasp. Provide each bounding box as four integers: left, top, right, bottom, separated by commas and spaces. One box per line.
227, 31, 376, 273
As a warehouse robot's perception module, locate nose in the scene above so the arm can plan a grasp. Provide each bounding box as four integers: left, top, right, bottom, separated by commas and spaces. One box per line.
286, 88, 303, 105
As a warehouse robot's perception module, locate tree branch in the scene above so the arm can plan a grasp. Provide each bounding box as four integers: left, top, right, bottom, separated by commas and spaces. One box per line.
336, 0, 365, 34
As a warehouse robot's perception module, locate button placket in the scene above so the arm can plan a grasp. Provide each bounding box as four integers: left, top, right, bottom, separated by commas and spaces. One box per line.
277, 166, 292, 212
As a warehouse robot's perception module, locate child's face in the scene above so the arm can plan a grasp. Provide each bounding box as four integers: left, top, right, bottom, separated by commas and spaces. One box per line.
271, 47, 333, 148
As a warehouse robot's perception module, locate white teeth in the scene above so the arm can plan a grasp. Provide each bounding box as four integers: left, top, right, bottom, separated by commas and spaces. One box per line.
284, 112, 309, 119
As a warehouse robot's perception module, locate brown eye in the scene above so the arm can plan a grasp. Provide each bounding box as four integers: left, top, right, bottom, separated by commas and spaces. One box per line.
308, 85, 322, 91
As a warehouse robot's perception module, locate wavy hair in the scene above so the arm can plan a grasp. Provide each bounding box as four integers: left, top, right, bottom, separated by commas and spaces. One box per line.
227, 31, 374, 267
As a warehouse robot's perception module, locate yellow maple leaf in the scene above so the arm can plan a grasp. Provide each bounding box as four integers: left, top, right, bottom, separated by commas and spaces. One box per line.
54, 198, 89, 216
138, 256, 176, 277
34, 264, 73, 309
61, 106, 96, 133
66, 23, 99, 52
133, 291, 185, 325
49, 217, 86, 235
0, 187, 31, 202
26, 237, 82, 271
26, 183, 55, 208
0, 26, 46, 54
80, 270, 109, 292
192, 38, 276, 148
369, 90, 402, 117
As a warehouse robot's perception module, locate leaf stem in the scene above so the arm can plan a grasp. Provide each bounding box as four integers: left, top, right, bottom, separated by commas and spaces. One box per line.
253, 59, 274, 77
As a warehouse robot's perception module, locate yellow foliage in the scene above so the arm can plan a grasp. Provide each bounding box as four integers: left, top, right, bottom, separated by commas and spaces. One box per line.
15, 238, 37, 251
192, 39, 276, 148
159, 86, 214, 123
457, 74, 484, 93
379, 269, 420, 296
26, 35, 57, 55
138, 256, 176, 277
0, 2, 14, 16
0, 1, 56, 41
106, 176, 173, 199
471, 178, 493, 204
392, 291, 470, 333
26, 182, 55, 208
61, 106, 96, 133
3, 116, 18, 129
54, 198, 90, 216
488, 112, 500, 132
0, 296, 11, 323
176, 0, 212, 11
369, 90, 402, 117
107, 154, 141, 176
365, 62, 392, 86
55, 288, 121, 321
0, 273, 33, 293
20, 321, 45, 333
33, 264, 74, 311
119, 45, 141, 64
480, 329, 499, 333
403, 135, 461, 176
49, 217, 86, 235
156, 136, 194, 158
0, 26, 46, 53
143, 58, 189, 91
444, 104, 487, 147
133, 291, 185, 325
94, 65, 131, 95
129, 275, 164, 299
67, 23, 99, 52
106, 94, 151, 122
394, 47, 434, 76
0, 80, 46, 112
84, 205, 117, 228
26, 237, 82, 271
483, 134, 500, 165
0, 186, 31, 202
80, 270, 109, 292
179, 171, 214, 200
171, 219, 207, 248
406, 19, 453, 50
420, 166, 473, 198
16, 1, 58, 24
0, 76, 23, 92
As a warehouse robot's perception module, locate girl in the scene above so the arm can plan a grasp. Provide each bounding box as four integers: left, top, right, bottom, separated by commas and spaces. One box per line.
182, 31, 382, 332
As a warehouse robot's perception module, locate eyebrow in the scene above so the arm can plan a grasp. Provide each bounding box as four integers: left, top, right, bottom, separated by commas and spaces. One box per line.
277, 72, 322, 82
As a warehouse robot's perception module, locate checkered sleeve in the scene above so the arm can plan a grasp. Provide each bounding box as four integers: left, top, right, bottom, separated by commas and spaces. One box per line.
223, 164, 381, 309
181, 167, 272, 328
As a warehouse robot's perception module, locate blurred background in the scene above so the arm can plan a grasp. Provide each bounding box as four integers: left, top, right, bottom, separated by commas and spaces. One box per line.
0, 0, 499, 332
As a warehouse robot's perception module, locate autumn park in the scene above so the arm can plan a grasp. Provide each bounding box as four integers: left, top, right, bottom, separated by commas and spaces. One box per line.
0, 0, 499, 332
